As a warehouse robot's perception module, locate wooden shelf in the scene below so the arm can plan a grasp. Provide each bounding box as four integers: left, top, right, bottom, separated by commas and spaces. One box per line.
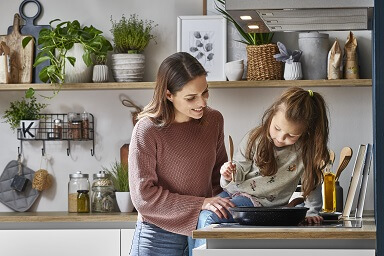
0, 79, 372, 91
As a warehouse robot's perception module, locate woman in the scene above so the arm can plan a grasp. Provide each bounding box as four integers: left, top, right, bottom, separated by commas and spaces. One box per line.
128, 52, 235, 256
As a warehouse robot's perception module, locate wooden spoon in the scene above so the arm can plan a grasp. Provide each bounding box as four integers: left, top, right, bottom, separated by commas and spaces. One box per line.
335, 147, 353, 181
329, 149, 335, 166
228, 135, 235, 182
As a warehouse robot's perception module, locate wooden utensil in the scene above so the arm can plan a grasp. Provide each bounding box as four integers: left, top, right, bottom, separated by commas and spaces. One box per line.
329, 149, 335, 166
0, 13, 34, 83
228, 135, 235, 182
335, 147, 353, 181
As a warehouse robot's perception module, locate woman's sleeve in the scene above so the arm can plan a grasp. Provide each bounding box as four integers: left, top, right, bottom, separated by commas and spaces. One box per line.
211, 113, 227, 196
128, 125, 205, 236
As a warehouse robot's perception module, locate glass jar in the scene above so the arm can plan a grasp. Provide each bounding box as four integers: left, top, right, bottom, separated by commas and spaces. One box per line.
68, 171, 90, 212
53, 119, 62, 139
81, 112, 89, 139
67, 112, 81, 139
91, 171, 115, 212
77, 190, 90, 213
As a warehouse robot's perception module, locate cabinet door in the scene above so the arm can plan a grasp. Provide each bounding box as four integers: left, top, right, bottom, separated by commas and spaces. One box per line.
121, 229, 135, 256
193, 249, 375, 256
0, 229, 120, 256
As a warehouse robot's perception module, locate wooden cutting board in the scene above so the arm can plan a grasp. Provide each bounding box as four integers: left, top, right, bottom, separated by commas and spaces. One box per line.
7, 0, 50, 83
0, 13, 34, 84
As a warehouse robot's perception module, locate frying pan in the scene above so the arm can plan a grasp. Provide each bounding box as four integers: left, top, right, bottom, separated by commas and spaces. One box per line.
229, 206, 309, 226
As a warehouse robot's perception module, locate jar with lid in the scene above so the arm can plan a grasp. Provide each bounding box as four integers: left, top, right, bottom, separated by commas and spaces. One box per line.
81, 112, 89, 139
91, 171, 115, 212
67, 112, 81, 140
68, 171, 90, 212
53, 119, 62, 139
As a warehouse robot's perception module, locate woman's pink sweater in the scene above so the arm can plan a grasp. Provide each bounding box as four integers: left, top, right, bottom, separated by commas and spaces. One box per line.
128, 107, 227, 236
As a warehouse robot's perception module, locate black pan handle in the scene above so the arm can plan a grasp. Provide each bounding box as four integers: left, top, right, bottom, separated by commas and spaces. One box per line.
19, 0, 42, 25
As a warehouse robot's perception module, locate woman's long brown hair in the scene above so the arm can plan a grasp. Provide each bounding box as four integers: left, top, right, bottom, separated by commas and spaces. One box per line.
246, 87, 329, 198
137, 52, 207, 126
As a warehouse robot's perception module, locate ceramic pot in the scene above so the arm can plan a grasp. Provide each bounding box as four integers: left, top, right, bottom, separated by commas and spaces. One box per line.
92, 65, 109, 83
115, 191, 134, 212
60, 43, 93, 83
284, 62, 303, 80
111, 54, 145, 82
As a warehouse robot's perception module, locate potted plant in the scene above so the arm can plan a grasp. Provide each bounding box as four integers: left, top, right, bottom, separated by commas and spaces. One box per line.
22, 19, 113, 96
103, 161, 134, 212
2, 92, 47, 139
214, 0, 282, 80
92, 36, 113, 83
110, 14, 157, 82
273, 41, 303, 80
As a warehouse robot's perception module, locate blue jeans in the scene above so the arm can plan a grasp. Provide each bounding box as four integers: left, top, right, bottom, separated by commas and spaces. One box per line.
130, 221, 189, 256
188, 191, 253, 255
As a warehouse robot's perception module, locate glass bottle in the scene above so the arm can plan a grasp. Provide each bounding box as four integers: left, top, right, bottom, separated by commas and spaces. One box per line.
81, 112, 89, 139
68, 171, 90, 212
322, 172, 336, 213
53, 119, 62, 139
91, 171, 115, 212
77, 190, 90, 213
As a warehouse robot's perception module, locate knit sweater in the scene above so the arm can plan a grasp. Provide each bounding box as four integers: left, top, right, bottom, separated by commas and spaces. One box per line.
128, 107, 227, 236
221, 131, 322, 216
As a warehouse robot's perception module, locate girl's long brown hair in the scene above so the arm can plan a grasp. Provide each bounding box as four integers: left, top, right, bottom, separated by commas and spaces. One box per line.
137, 52, 207, 126
246, 87, 329, 198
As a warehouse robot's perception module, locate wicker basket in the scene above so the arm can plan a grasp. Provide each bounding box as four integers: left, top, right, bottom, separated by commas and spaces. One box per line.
246, 44, 283, 81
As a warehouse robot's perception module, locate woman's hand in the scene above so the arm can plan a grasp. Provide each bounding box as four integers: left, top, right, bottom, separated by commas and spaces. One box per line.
220, 162, 236, 181
305, 215, 323, 224
202, 197, 236, 219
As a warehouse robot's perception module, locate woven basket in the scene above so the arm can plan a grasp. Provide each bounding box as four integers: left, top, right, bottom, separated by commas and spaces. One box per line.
246, 44, 283, 81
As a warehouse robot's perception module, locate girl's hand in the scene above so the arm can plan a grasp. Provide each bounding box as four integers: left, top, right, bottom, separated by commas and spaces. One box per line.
305, 215, 323, 224
202, 197, 236, 219
220, 162, 236, 181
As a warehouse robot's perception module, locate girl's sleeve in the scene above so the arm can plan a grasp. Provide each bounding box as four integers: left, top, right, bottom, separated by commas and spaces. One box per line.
304, 185, 323, 216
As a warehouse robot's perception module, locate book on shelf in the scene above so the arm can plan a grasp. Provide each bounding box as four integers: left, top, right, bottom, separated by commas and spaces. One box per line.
342, 144, 368, 218
355, 143, 373, 218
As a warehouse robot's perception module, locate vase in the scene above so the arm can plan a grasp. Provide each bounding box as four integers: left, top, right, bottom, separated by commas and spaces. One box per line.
115, 191, 134, 212
246, 44, 283, 81
19, 120, 40, 139
92, 65, 109, 83
284, 62, 303, 80
111, 53, 145, 82
61, 43, 93, 83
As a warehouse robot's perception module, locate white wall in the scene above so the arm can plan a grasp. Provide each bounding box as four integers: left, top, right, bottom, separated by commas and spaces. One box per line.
0, 0, 373, 212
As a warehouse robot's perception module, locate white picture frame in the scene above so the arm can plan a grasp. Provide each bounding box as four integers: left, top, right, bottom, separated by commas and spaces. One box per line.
177, 15, 227, 81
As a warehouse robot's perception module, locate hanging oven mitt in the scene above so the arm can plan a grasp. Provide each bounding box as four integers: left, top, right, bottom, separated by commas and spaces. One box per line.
10, 155, 29, 192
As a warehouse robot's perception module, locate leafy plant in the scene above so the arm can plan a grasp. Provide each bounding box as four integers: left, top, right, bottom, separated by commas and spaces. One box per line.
2, 92, 47, 131
22, 19, 113, 96
103, 161, 129, 192
110, 14, 157, 54
273, 42, 303, 64
214, 0, 273, 45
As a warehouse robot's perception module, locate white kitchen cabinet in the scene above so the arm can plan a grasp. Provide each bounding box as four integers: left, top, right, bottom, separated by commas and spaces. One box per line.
0, 229, 120, 256
193, 249, 375, 256
121, 229, 135, 256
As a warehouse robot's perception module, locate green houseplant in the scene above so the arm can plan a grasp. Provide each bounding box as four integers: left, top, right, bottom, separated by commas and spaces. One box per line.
110, 14, 157, 82
214, 0, 282, 80
22, 19, 113, 95
103, 161, 133, 212
2, 92, 47, 139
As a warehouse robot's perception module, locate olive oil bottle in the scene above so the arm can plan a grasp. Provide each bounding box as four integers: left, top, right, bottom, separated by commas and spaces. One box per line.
323, 172, 336, 212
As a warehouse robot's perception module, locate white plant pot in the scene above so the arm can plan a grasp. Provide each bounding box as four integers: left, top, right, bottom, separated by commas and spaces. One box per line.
115, 191, 134, 212
284, 62, 303, 80
59, 43, 93, 83
111, 53, 145, 82
92, 65, 109, 83
19, 120, 40, 139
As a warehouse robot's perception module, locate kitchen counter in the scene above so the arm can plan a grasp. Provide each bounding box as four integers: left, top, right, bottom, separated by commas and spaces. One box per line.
0, 211, 138, 229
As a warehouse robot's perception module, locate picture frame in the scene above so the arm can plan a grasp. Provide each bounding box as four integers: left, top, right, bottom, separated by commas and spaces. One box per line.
177, 15, 227, 81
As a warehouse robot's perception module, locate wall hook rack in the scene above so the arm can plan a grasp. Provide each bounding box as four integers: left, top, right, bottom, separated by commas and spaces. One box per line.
17, 113, 95, 157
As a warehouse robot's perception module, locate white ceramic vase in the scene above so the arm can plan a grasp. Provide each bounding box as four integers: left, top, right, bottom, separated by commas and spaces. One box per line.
61, 43, 93, 83
19, 120, 40, 139
92, 65, 109, 83
111, 54, 145, 82
284, 62, 303, 80
115, 191, 134, 212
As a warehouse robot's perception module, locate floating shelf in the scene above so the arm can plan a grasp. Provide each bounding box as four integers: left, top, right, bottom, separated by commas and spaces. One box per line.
0, 79, 372, 91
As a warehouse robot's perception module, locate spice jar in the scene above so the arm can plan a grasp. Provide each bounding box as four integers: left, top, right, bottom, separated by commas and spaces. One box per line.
68, 171, 90, 212
81, 112, 89, 139
77, 190, 90, 213
67, 112, 82, 139
91, 171, 115, 212
53, 119, 62, 139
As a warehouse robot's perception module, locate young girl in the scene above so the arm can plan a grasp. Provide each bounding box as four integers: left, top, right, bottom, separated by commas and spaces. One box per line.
191, 87, 329, 250
128, 52, 234, 256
